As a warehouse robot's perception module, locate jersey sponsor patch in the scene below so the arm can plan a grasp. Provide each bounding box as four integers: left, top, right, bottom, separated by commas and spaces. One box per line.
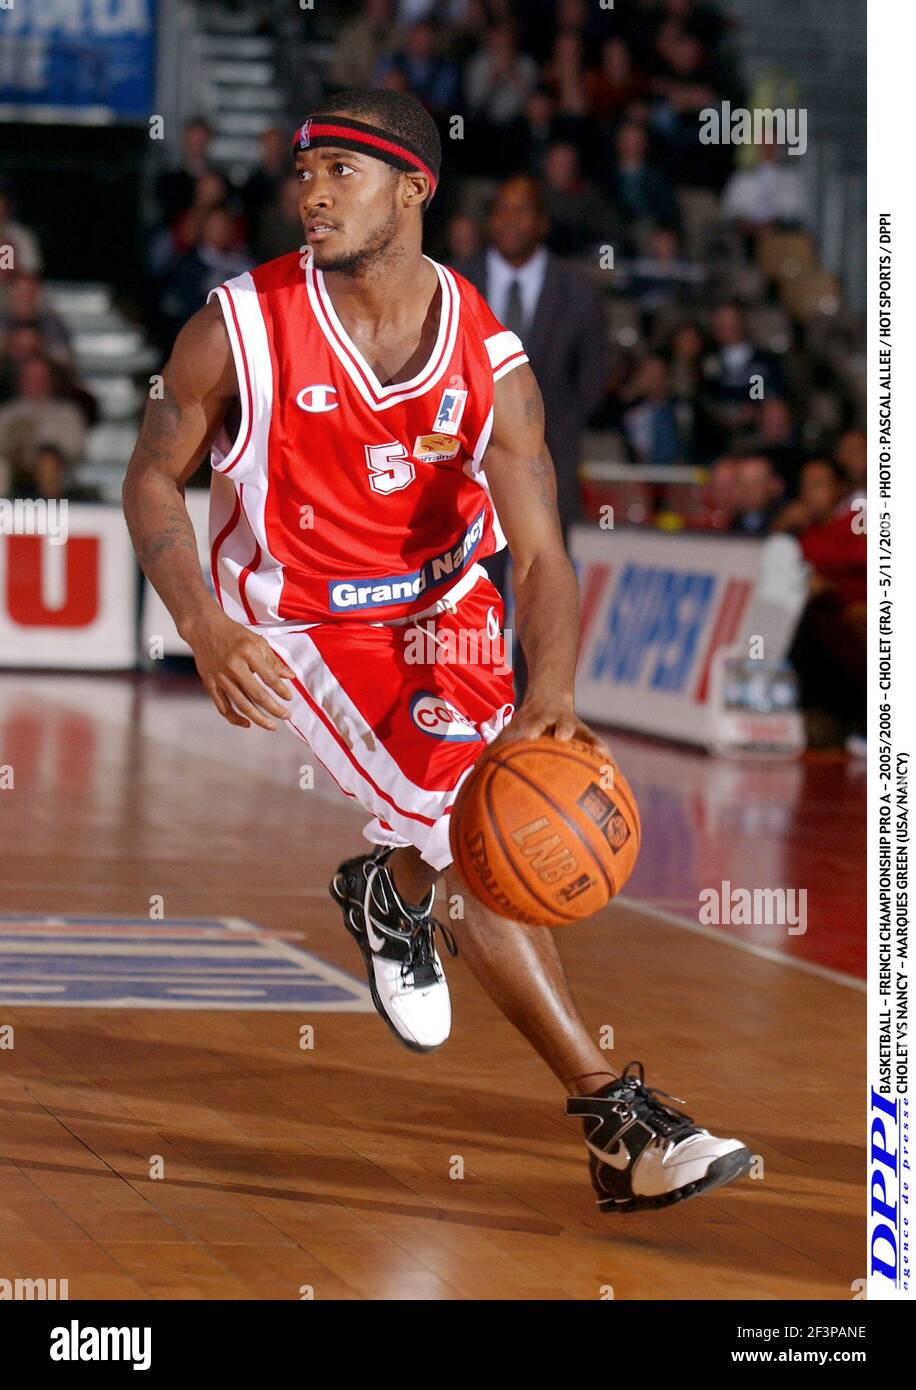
412, 433, 462, 463
410, 693, 481, 741
328, 508, 487, 612
432, 386, 467, 435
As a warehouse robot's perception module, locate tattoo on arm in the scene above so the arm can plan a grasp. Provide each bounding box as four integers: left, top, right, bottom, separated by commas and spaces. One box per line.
133, 515, 200, 570
136, 384, 185, 464
528, 443, 558, 512
524, 388, 545, 428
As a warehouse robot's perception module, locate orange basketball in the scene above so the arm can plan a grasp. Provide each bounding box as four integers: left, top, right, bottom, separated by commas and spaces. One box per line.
449, 736, 641, 927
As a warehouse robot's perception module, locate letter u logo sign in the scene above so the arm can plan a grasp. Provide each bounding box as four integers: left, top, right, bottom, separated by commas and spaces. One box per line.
296, 385, 338, 412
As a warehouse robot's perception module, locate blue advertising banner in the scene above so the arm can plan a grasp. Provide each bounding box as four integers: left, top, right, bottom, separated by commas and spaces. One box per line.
0, 0, 156, 123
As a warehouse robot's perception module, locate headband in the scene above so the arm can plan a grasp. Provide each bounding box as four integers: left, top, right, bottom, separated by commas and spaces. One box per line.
292, 115, 438, 202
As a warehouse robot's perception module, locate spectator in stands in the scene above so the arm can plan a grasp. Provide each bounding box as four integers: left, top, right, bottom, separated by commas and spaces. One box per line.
773, 457, 858, 547
172, 172, 245, 257
242, 128, 293, 250
727, 453, 784, 535
586, 38, 649, 124
665, 319, 709, 398
745, 394, 804, 485
516, 87, 565, 179
721, 138, 809, 233
154, 117, 216, 225
445, 212, 484, 264
0, 322, 45, 404
608, 120, 678, 231
0, 183, 42, 279
619, 354, 689, 465
0, 273, 72, 365
0, 356, 86, 497
700, 301, 783, 448
621, 224, 705, 313
464, 21, 539, 128
541, 30, 589, 118
395, 0, 468, 24
705, 454, 741, 529
649, 23, 730, 188
255, 177, 305, 262
835, 427, 867, 495
780, 457, 866, 740
661, 0, 729, 54
163, 208, 253, 340
541, 142, 621, 257
456, 173, 610, 541
327, 0, 399, 90
378, 20, 461, 117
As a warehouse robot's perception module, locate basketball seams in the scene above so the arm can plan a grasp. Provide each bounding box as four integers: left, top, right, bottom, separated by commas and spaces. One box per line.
493, 740, 642, 848
483, 766, 581, 924
494, 759, 617, 899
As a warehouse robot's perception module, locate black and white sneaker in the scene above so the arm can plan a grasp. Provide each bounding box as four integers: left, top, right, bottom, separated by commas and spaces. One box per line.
330, 848, 457, 1052
566, 1061, 753, 1213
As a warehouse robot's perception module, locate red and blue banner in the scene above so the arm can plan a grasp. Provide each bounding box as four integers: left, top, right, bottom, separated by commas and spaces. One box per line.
0, 0, 157, 124
571, 526, 808, 746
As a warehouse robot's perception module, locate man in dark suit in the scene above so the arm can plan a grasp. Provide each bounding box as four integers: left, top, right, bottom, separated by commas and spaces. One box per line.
453, 173, 610, 696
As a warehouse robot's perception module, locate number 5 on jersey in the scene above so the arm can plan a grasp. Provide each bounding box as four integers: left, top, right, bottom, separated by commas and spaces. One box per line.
365, 441, 416, 495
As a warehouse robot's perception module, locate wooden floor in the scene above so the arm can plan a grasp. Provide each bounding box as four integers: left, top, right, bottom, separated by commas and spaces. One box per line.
0, 672, 864, 1300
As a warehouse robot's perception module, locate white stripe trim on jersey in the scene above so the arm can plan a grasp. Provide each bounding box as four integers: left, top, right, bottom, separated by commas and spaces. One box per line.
464, 404, 507, 552
263, 627, 471, 840
207, 274, 287, 621
484, 328, 527, 374
493, 350, 529, 383
306, 255, 460, 411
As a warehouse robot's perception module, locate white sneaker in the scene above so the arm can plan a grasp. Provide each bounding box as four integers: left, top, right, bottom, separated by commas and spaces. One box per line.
566, 1061, 753, 1212
330, 848, 456, 1052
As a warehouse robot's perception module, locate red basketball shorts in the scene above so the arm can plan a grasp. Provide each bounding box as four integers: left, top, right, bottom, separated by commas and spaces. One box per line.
258, 570, 516, 871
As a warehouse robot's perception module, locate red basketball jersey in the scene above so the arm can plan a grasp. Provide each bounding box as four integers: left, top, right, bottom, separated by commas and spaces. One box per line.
207, 250, 528, 627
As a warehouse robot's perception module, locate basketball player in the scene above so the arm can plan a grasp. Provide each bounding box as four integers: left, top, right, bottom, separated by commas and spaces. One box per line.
123, 91, 752, 1212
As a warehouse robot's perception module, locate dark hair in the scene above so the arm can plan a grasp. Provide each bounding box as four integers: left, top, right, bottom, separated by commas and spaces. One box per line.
802, 455, 845, 482
311, 89, 442, 211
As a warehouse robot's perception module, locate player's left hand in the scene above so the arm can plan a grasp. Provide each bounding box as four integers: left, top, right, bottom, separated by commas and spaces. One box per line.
491, 693, 613, 762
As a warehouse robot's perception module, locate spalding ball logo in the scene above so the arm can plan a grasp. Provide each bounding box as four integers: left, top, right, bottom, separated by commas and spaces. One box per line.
410, 693, 480, 742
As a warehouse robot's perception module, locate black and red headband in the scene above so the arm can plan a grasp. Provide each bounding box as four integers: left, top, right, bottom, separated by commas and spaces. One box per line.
292, 115, 439, 202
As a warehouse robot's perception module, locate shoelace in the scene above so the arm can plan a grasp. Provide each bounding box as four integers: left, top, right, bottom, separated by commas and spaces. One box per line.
612, 1060, 699, 1143
402, 915, 458, 986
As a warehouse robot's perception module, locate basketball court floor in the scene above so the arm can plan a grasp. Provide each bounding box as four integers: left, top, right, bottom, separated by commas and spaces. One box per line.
0, 670, 864, 1300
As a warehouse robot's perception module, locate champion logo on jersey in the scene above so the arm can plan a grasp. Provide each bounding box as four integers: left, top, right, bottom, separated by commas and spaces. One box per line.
296, 384, 339, 412
432, 386, 467, 436
410, 693, 481, 742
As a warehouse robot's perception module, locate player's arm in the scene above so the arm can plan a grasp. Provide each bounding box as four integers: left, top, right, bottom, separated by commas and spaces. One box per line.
483, 362, 609, 755
122, 302, 293, 730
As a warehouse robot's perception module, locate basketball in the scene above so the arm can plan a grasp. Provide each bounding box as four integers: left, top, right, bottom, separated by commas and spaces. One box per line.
449, 736, 641, 927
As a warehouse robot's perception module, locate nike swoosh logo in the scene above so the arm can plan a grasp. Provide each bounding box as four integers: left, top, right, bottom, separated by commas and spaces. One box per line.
365, 915, 387, 952
586, 1137, 631, 1170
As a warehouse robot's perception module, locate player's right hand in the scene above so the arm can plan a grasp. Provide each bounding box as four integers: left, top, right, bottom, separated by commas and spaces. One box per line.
186, 611, 295, 730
